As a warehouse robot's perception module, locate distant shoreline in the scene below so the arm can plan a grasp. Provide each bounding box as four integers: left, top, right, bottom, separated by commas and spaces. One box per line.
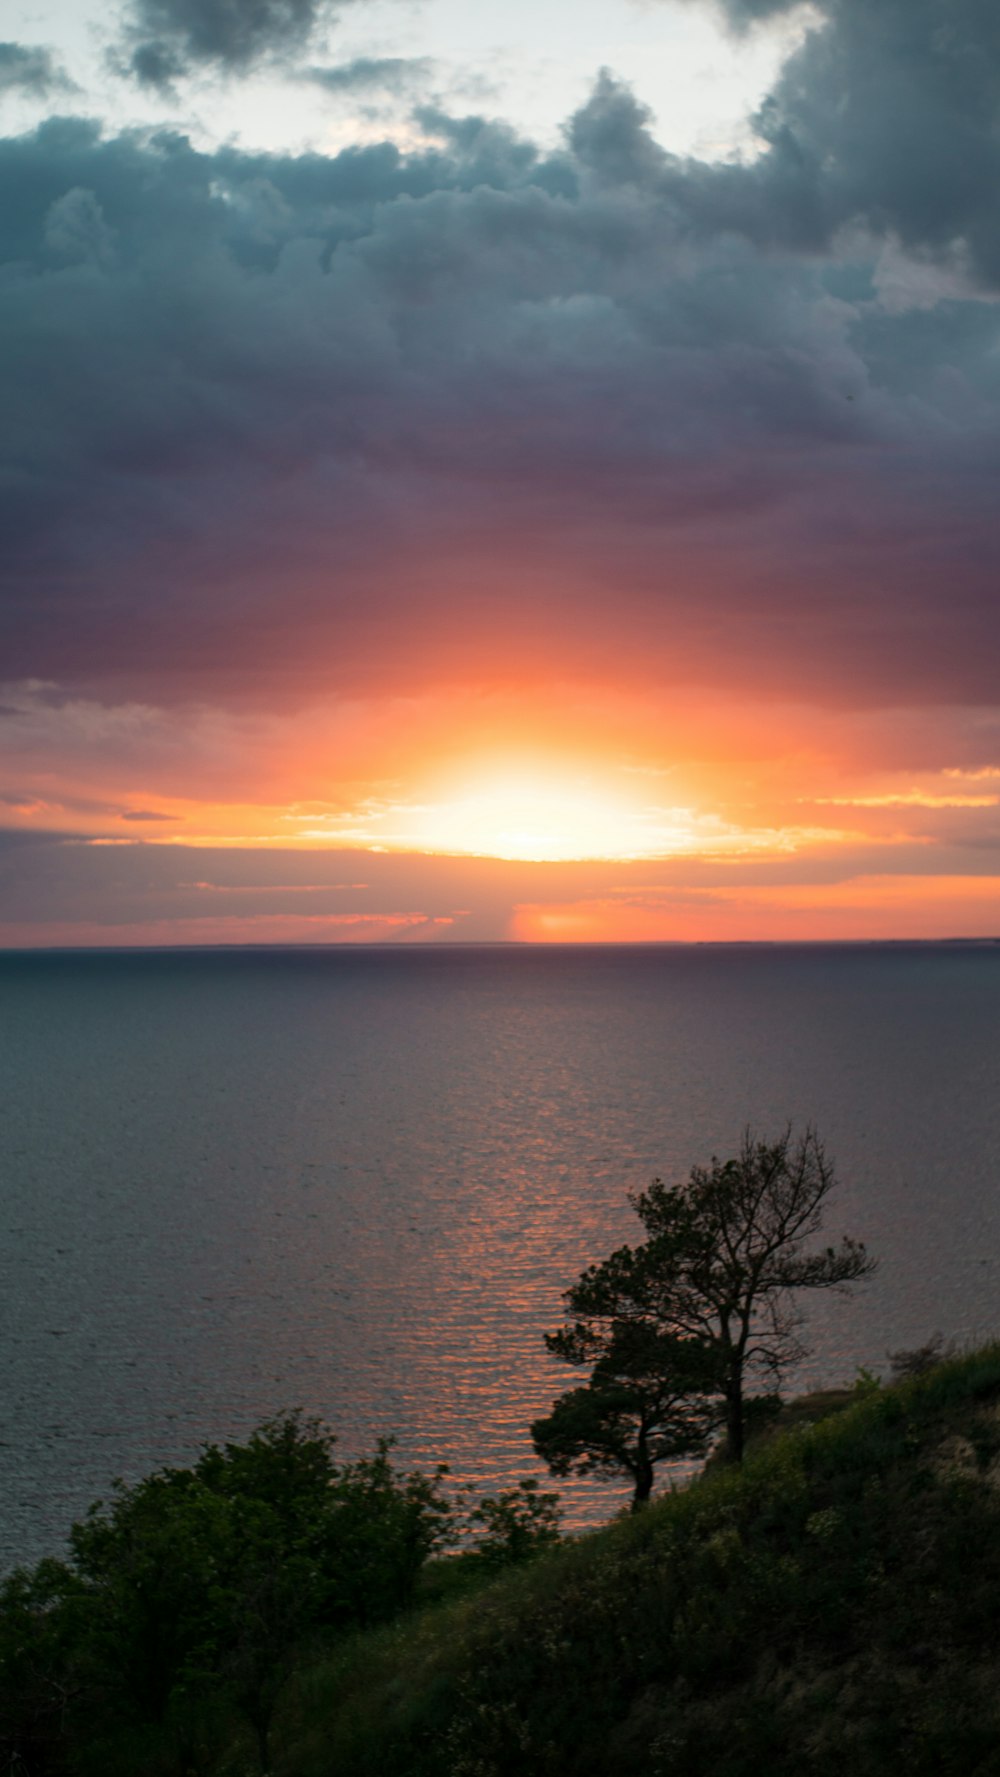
1, 936, 998, 957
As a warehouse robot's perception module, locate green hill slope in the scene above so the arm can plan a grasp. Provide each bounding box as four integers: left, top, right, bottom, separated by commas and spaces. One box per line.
287, 1346, 1000, 1777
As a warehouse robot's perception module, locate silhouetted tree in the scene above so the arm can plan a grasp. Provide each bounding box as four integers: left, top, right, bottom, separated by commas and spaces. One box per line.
532, 1319, 718, 1509
535, 1126, 878, 1494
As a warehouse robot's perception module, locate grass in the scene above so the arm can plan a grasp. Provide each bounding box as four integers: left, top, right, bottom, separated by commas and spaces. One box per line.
275, 1345, 1000, 1776
19, 1348, 1000, 1775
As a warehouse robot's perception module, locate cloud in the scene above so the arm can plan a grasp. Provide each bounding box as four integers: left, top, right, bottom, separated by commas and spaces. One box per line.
511, 874, 1000, 942
734, 0, 1000, 284
1, 826, 998, 946
813, 791, 999, 810
181, 878, 368, 887
44, 186, 116, 265
709, 0, 805, 23
1, 1, 1000, 723
0, 42, 75, 98
115, 0, 339, 89
304, 56, 436, 99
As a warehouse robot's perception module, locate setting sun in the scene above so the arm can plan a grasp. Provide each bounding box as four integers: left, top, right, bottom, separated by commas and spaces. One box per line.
439, 780, 684, 860
373, 772, 684, 862
279, 752, 851, 868
289, 763, 785, 864
2, 0, 998, 948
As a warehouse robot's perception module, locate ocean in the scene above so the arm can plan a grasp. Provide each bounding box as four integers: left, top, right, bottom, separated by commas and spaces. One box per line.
1, 940, 998, 1569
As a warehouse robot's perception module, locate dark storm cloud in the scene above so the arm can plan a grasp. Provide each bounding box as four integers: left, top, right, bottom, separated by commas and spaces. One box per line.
304, 56, 435, 97
0, 43, 76, 97
712, 0, 801, 23
690, 0, 1000, 283
3, 0, 1000, 709
116, 0, 338, 88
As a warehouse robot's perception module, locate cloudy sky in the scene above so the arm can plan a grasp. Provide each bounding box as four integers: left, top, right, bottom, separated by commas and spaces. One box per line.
2, 0, 999, 944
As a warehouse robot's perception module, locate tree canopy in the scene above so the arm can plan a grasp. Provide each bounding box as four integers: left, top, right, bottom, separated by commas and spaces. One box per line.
533, 1125, 878, 1504
0, 1415, 566, 1774
532, 1319, 719, 1509
0, 1415, 454, 1774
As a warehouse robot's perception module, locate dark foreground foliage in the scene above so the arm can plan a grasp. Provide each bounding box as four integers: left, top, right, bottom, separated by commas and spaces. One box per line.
0, 1417, 560, 1776
0, 1425, 495, 1772
7, 1351, 1000, 1774
287, 1346, 1000, 1777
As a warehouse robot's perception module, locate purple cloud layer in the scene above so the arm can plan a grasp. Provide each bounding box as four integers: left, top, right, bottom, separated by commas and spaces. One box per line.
1, 0, 999, 714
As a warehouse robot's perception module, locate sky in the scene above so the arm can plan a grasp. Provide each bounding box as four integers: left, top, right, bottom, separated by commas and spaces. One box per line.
1, 0, 999, 945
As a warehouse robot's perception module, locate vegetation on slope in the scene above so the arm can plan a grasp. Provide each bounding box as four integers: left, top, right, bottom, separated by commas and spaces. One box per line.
5, 1348, 1000, 1774
287, 1345, 1000, 1777
0, 1423, 558, 1776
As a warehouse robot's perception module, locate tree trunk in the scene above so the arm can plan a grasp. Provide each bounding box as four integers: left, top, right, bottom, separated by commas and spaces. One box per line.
631, 1441, 654, 1511
724, 1387, 744, 1465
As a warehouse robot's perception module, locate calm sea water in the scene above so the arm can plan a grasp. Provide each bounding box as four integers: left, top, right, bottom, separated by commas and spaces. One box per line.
1, 941, 999, 1569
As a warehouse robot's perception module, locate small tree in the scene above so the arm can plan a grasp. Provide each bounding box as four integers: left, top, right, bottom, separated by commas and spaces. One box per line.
62, 1416, 453, 1772
535, 1126, 877, 1494
469, 1479, 563, 1566
532, 1320, 719, 1510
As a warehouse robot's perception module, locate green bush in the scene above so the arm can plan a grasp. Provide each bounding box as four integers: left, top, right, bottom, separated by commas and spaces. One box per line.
468, 1480, 563, 1568
0, 1415, 454, 1774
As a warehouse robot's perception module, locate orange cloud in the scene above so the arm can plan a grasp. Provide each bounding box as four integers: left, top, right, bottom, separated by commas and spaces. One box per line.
812, 791, 998, 809
2, 677, 999, 943
512, 876, 1000, 944
0, 912, 456, 948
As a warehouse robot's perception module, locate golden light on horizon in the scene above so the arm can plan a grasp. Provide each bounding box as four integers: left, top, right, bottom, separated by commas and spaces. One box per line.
395, 774, 685, 862
290, 763, 701, 861
291, 762, 842, 864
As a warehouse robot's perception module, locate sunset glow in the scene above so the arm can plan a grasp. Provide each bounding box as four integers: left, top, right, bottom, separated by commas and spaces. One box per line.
1, 0, 998, 944
288, 767, 822, 863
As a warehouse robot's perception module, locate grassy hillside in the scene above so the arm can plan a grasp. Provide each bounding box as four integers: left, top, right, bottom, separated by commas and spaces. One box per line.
283, 1346, 1000, 1777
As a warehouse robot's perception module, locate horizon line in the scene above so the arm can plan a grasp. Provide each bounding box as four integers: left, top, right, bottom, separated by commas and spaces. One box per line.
2, 935, 998, 957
